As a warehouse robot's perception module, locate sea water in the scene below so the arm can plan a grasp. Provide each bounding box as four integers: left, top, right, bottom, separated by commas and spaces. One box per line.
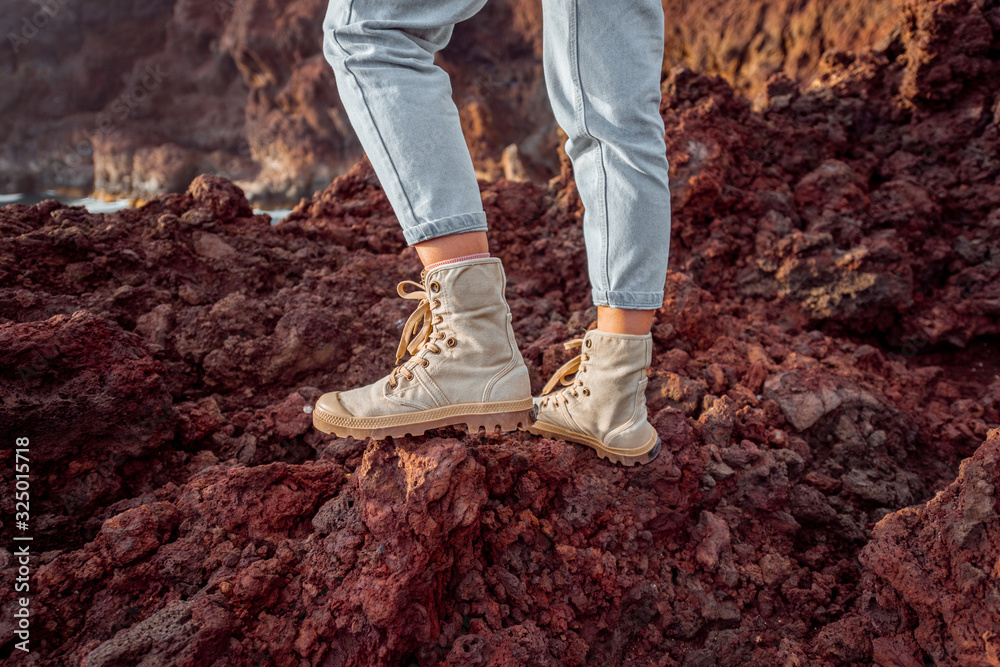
0, 192, 292, 224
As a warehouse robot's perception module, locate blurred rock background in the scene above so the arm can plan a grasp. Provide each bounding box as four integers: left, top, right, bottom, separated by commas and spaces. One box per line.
1, 0, 909, 204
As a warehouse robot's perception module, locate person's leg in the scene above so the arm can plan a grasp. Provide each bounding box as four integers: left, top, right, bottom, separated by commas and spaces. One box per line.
323, 0, 490, 249
313, 0, 532, 441
541, 0, 671, 313
530, 0, 670, 465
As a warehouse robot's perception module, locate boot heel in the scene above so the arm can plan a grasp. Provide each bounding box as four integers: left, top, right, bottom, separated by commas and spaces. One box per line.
606, 437, 661, 467
466, 408, 536, 435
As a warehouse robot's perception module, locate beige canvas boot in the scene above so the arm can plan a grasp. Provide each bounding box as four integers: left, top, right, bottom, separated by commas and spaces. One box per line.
528, 329, 661, 466
312, 257, 534, 440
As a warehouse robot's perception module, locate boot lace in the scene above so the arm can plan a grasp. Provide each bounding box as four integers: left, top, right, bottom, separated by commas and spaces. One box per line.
538, 339, 589, 408
387, 278, 446, 389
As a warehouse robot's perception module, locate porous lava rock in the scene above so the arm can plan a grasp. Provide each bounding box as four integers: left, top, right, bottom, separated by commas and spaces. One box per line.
0, 310, 176, 537
856, 429, 1000, 666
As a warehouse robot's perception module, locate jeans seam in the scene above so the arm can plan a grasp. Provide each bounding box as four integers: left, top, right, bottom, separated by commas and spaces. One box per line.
402, 211, 488, 245
591, 288, 664, 309
568, 0, 610, 295
330, 4, 419, 230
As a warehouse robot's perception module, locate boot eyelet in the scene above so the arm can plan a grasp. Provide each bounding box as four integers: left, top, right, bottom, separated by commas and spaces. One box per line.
582, 388, 590, 396
446, 337, 457, 348
584, 339, 592, 348
429, 281, 441, 293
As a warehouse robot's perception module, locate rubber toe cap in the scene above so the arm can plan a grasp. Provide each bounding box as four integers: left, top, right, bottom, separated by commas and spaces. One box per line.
314, 391, 353, 419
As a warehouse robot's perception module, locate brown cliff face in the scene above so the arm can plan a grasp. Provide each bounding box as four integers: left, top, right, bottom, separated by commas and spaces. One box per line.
0, 0, 177, 192
1, 0, 355, 202
660, 0, 905, 104
2, 0, 1000, 664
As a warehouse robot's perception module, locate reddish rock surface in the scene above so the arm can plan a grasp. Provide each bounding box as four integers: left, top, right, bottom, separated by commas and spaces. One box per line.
1, 0, 999, 664
856, 428, 1000, 666
0, 310, 177, 538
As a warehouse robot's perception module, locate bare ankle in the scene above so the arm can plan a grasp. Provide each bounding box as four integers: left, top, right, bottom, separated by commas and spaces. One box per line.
596, 306, 655, 335
414, 231, 490, 267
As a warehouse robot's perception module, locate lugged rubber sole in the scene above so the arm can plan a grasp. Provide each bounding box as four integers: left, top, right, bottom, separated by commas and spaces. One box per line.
312, 398, 536, 441
527, 421, 661, 467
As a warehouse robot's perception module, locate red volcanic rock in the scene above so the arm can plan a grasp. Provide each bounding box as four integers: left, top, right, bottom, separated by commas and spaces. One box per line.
0, 310, 176, 549
1, 2, 999, 662
659, 0, 1000, 345
764, 369, 882, 432
14, 459, 346, 664
858, 429, 1000, 665
898, 0, 997, 102
94, 501, 181, 568
282, 158, 407, 255
319, 438, 491, 659
185, 174, 254, 223
79, 596, 233, 667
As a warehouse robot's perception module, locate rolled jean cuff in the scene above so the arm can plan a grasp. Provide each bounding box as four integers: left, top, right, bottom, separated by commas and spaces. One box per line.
401, 211, 489, 246
591, 288, 664, 310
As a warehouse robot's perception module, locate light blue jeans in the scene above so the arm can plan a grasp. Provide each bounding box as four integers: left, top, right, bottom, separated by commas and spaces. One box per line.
322, 0, 671, 309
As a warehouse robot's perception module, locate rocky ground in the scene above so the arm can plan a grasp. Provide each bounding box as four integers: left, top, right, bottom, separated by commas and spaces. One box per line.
2, 0, 1000, 664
